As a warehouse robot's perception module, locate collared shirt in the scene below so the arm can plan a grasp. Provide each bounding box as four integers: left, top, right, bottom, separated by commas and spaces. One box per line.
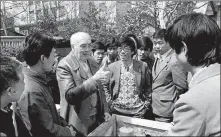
112, 60, 146, 116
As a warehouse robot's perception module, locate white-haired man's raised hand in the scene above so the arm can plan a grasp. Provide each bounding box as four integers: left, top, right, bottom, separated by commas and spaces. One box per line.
92, 60, 111, 85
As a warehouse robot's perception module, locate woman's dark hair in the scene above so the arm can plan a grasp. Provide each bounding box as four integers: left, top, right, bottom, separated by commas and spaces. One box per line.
23, 32, 56, 66
0, 56, 23, 96
166, 13, 221, 66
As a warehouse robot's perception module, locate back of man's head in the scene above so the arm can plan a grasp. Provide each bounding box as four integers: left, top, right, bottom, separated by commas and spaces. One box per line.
0, 56, 22, 96
166, 13, 221, 66
70, 32, 91, 48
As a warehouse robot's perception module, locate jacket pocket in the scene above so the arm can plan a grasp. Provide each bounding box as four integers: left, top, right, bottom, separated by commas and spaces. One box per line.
160, 94, 177, 102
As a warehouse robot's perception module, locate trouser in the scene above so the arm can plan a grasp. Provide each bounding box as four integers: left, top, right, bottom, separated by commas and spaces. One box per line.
87, 114, 99, 134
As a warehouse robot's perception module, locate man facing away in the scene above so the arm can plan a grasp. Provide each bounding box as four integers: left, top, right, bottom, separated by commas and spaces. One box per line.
151, 29, 188, 123
17, 32, 77, 137
165, 13, 220, 136
56, 32, 111, 136
0, 56, 30, 137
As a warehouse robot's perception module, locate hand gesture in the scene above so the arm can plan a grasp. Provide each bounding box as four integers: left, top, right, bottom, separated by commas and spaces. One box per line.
104, 112, 112, 121
92, 61, 111, 84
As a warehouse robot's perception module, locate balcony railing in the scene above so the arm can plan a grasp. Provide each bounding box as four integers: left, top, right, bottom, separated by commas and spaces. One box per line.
0, 36, 25, 57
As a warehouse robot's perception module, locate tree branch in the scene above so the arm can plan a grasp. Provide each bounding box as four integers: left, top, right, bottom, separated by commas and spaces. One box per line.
163, 2, 180, 19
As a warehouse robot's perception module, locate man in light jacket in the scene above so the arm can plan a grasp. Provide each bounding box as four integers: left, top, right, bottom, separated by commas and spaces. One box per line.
165, 13, 220, 136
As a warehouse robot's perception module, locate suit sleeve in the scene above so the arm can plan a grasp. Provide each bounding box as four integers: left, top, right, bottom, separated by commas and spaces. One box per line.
98, 83, 109, 113
56, 62, 99, 105
28, 92, 73, 137
165, 98, 206, 136
105, 66, 114, 108
171, 59, 188, 96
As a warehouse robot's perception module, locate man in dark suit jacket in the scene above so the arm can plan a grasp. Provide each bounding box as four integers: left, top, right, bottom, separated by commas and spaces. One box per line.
56, 32, 111, 136
165, 13, 220, 136
151, 29, 188, 123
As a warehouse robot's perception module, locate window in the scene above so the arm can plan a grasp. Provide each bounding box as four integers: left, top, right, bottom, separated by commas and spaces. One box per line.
36, 10, 42, 20
21, 30, 29, 36
35, 1, 41, 5
28, 1, 33, 6
29, 10, 35, 23
43, 8, 49, 16
59, 6, 66, 17
51, 7, 57, 17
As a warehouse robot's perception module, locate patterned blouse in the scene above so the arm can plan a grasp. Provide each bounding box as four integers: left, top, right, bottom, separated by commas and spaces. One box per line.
112, 61, 146, 117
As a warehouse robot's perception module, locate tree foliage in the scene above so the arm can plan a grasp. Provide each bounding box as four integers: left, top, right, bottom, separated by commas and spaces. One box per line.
117, 1, 197, 37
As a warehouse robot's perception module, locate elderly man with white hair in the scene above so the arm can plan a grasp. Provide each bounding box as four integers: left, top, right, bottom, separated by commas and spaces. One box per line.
56, 32, 111, 136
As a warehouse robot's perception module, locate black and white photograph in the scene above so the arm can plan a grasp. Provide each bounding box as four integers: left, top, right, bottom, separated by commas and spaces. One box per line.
0, 1, 220, 136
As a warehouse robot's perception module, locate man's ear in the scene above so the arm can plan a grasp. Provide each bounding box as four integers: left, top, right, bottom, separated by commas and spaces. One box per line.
181, 41, 188, 55
40, 55, 46, 63
5, 87, 13, 96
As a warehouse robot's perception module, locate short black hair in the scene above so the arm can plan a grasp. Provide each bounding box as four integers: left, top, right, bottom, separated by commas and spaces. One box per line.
126, 34, 140, 49
118, 36, 136, 53
55, 39, 71, 48
91, 39, 96, 43
23, 32, 55, 66
92, 41, 106, 53
153, 29, 167, 40
139, 36, 153, 51
0, 56, 23, 96
106, 36, 118, 48
166, 13, 221, 66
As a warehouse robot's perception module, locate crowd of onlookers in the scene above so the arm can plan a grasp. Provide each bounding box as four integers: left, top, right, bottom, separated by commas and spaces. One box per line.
0, 13, 220, 137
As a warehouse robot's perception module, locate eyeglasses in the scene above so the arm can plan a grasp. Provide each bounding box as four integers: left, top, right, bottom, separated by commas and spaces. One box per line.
80, 44, 93, 51
117, 47, 131, 52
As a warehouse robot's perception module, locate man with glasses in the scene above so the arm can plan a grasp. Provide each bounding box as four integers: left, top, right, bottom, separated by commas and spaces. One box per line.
56, 32, 111, 136
105, 36, 152, 118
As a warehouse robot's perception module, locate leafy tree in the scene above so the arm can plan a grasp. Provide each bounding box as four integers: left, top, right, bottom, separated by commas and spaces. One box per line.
117, 1, 196, 37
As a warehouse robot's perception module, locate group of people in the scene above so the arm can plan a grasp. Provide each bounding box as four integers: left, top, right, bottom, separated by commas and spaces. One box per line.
0, 13, 220, 137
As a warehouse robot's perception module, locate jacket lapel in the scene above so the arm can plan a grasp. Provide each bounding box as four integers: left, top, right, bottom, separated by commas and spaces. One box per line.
113, 61, 121, 97
69, 54, 88, 80
152, 58, 158, 79
153, 50, 174, 82
133, 60, 142, 93
87, 58, 99, 75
